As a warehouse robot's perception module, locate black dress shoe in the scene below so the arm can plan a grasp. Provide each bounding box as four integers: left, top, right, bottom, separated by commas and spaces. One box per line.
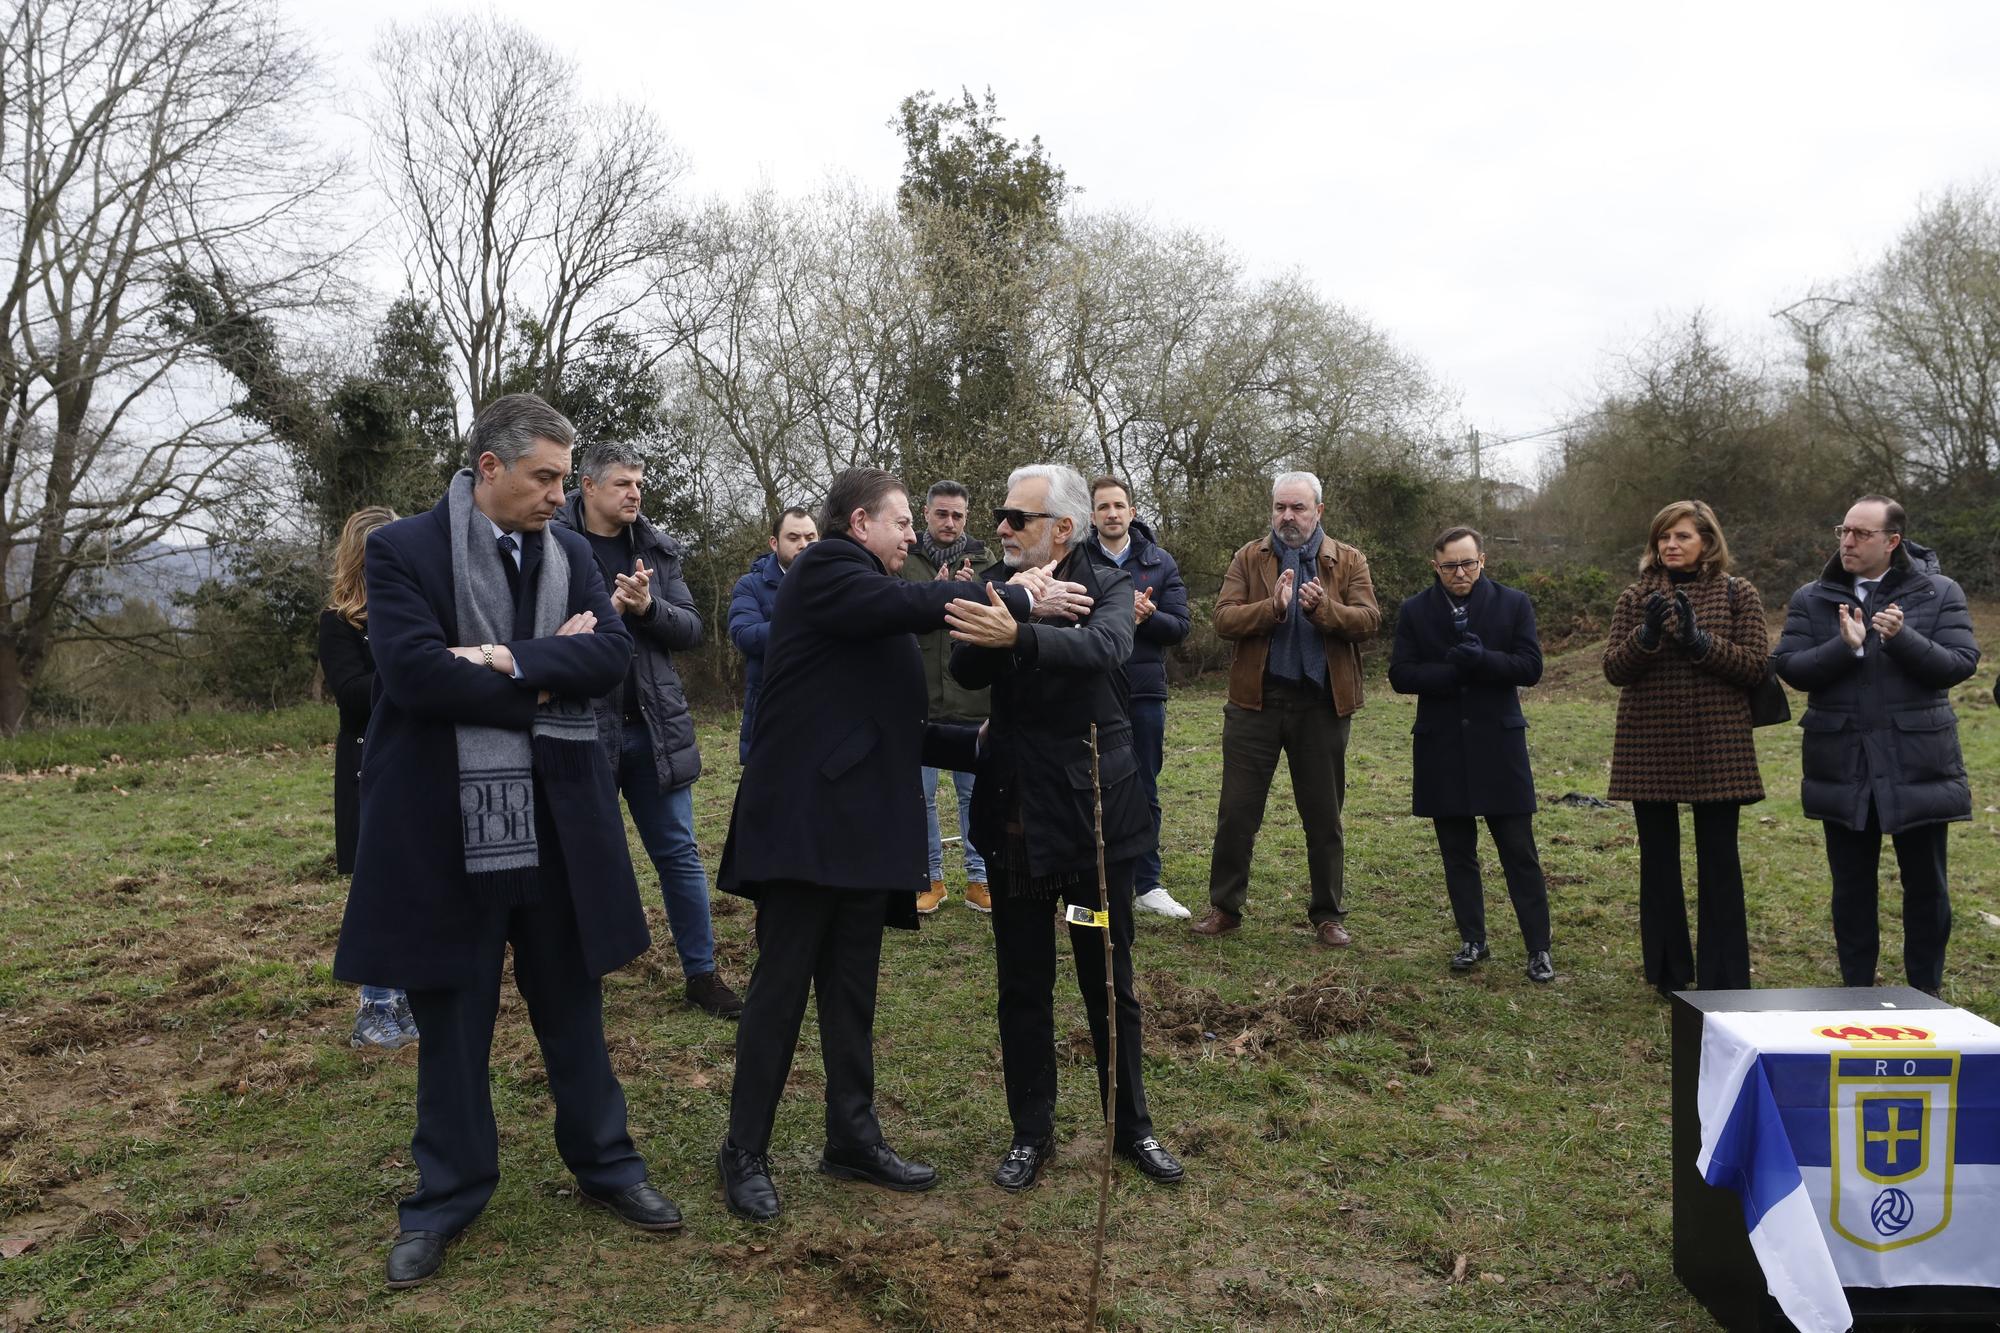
718, 1141, 780, 1222
1525, 951, 1556, 984
1117, 1136, 1185, 1184
385, 1230, 447, 1289
581, 1180, 683, 1231
992, 1137, 1053, 1192
1449, 940, 1490, 971
819, 1141, 938, 1192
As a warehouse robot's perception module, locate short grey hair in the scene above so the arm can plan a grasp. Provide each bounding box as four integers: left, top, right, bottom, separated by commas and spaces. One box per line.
579, 440, 645, 484
1008, 463, 1091, 533
468, 393, 575, 473
1272, 470, 1323, 505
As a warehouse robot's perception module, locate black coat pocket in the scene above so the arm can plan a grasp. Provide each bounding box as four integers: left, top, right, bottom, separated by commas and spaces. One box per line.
1890, 707, 1964, 783
818, 717, 880, 781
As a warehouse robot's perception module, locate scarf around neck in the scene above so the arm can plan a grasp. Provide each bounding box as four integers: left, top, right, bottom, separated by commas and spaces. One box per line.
917, 530, 976, 570
447, 469, 599, 906
1267, 525, 1328, 687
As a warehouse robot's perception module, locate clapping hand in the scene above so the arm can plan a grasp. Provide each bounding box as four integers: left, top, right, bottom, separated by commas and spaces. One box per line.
1638, 591, 1672, 650
1271, 567, 1295, 615
946, 583, 1022, 648
612, 559, 652, 616
1837, 603, 1867, 650
1673, 590, 1712, 659
1298, 576, 1326, 613
1871, 602, 1905, 640
1446, 633, 1484, 669
1134, 586, 1156, 625
955, 557, 978, 582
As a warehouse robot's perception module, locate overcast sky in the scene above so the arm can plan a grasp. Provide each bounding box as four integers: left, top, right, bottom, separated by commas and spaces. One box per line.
303, 0, 2000, 481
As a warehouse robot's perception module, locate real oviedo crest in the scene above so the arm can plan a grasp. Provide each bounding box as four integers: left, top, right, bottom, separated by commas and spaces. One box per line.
1828, 1051, 1960, 1252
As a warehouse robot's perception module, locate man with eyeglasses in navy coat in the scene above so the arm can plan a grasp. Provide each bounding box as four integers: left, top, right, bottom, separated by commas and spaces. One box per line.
1388, 525, 1554, 984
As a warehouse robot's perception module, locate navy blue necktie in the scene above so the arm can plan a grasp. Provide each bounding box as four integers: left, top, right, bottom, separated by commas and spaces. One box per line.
498, 533, 521, 600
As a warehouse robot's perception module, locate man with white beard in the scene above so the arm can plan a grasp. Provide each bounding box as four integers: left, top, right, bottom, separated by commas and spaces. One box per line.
945, 463, 1183, 1192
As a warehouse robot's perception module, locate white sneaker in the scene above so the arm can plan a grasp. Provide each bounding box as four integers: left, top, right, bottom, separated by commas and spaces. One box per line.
1134, 887, 1191, 919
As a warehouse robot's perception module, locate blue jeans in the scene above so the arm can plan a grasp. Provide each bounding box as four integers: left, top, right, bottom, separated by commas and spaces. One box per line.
922, 766, 986, 881
1130, 697, 1166, 893
617, 720, 717, 978
359, 985, 401, 1005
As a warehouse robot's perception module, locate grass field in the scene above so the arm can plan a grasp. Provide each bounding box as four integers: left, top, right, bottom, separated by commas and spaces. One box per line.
2, 636, 1999, 1331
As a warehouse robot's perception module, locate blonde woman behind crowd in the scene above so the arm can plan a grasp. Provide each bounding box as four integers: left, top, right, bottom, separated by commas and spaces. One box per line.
317, 506, 417, 1050
1602, 501, 1772, 995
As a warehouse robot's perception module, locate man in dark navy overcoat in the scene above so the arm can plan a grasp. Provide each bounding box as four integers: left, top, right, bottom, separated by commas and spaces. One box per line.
334, 394, 679, 1287
1387, 525, 1554, 983
714, 467, 1057, 1222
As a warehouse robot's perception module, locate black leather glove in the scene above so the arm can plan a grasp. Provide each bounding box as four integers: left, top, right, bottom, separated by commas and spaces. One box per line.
1446, 634, 1484, 669
1638, 592, 1671, 650
1674, 590, 1713, 659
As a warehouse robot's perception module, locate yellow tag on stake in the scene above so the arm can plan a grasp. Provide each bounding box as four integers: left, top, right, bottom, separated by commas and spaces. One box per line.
1064, 904, 1110, 929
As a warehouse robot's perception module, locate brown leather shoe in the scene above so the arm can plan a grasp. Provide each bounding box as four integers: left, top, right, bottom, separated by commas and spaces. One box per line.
963, 880, 992, 913
917, 880, 947, 914
1315, 921, 1352, 948
1189, 907, 1240, 937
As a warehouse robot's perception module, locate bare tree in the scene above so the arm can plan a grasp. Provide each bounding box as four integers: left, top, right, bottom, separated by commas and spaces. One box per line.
1825, 182, 2000, 494
0, 0, 343, 733
370, 13, 685, 420
651, 184, 942, 525
1047, 213, 1454, 585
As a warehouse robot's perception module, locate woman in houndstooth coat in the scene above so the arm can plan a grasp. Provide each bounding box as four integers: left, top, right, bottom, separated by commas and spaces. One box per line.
1602, 500, 1770, 995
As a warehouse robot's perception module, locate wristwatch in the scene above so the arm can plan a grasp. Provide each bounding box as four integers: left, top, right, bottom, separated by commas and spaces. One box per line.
481, 643, 495, 670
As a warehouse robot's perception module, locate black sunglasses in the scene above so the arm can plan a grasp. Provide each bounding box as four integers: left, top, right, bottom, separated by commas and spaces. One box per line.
993, 507, 1055, 529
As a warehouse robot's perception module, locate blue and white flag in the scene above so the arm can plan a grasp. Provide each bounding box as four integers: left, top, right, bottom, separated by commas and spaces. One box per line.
1696, 1008, 2000, 1333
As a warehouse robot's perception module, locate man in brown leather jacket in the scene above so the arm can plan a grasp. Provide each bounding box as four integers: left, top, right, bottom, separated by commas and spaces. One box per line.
1191, 471, 1380, 946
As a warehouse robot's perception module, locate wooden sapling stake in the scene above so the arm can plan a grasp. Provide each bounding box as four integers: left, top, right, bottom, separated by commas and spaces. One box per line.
1085, 722, 1117, 1328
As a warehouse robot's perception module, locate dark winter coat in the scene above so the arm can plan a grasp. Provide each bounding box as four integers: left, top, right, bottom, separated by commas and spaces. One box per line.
717, 534, 1029, 928
1088, 519, 1191, 701
727, 550, 783, 763
1772, 546, 1979, 834
901, 536, 992, 723
316, 609, 375, 874
1387, 576, 1543, 818
1212, 531, 1381, 715
1602, 568, 1769, 804
333, 495, 647, 990
553, 493, 703, 791
950, 544, 1152, 878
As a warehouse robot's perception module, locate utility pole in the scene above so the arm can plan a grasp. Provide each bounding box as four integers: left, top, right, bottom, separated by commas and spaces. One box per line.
1468, 427, 1483, 522
1773, 296, 1852, 455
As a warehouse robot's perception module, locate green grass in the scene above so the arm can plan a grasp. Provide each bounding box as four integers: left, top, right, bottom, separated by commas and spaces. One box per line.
2, 647, 1998, 1330
0, 704, 334, 774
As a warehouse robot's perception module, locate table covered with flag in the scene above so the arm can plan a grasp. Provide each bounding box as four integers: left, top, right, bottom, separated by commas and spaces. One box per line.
1695, 1005, 2000, 1333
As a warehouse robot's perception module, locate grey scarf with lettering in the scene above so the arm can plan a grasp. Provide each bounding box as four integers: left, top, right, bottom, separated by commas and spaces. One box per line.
447, 469, 599, 905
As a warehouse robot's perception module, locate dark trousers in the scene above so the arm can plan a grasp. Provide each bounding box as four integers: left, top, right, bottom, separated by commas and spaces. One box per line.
1434, 813, 1551, 953
399, 884, 645, 1236
1632, 801, 1749, 991
989, 857, 1152, 1146
1824, 806, 1952, 993
1130, 696, 1167, 894
726, 884, 888, 1156
1208, 679, 1351, 922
